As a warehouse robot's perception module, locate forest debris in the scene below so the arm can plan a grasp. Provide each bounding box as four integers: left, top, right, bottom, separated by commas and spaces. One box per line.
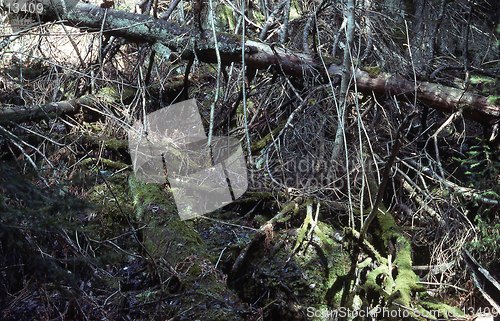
17, 1, 500, 123
463, 249, 500, 314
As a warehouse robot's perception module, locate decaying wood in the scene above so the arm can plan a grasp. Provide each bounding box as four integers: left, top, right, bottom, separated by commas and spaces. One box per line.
463, 249, 500, 313
127, 177, 246, 320
0, 74, 210, 125
0, 95, 94, 125
10, 2, 498, 124
354, 69, 500, 124
403, 158, 499, 206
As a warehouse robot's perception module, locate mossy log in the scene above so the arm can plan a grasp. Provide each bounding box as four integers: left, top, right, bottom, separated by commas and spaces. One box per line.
12, 1, 499, 124
354, 206, 464, 320
0, 95, 95, 125
127, 176, 247, 320
364, 208, 425, 307
227, 206, 352, 321
0, 87, 134, 125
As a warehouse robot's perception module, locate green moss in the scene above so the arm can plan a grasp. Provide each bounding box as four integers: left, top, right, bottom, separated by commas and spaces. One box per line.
94, 86, 136, 104
363, 65, 382, 77
81, 157, 128, 170
86, 174, 132, 224
470, 75, 495, 85
218, 4, 236, 30
166, 218, 203, 249
293, 204, 314, 252
487, 95, 500, 104
135, 289, 159, 303
317, 223, 350, 286
251, 121, 286, 153
128, 176, 175, 220
364, 264, 391, 293
128, 176, 204, 259
294, 219, 351, 307
375, 209, 424, 307
100, 138, 128, 151
420, 299, 465, 319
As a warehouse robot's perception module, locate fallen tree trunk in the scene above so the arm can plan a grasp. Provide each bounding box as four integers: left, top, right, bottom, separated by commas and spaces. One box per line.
0, 95, 93, 125
126, 176, 247, 320
0, 75, 206, 125
354, 69, 500, 124
5, 2, 500, 124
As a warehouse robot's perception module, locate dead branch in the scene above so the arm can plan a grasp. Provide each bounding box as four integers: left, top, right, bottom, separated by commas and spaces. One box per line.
12, 2, 497, 124
0, 95, 94, 125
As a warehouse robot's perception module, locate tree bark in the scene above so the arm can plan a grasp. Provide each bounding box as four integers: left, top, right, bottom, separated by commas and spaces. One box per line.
353, 69, 500, 124
0, 95, 94, 125
5, 2, 500, 124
